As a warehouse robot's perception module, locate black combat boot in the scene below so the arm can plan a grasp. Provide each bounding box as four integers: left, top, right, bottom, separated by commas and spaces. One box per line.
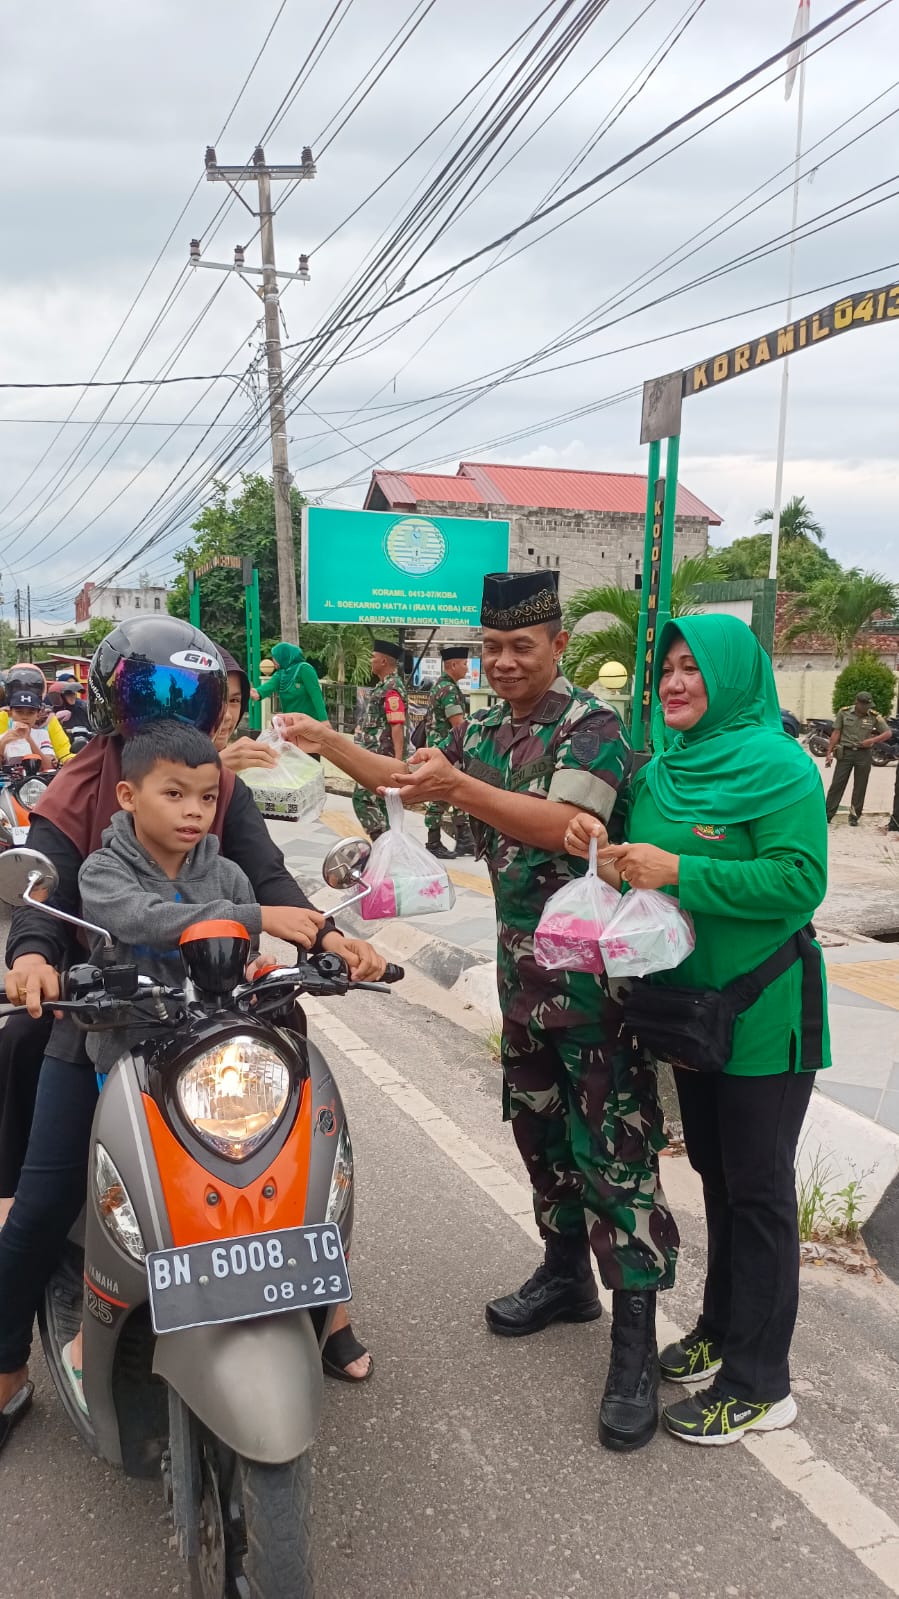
485, 1232, 601, 1337
598, 1290, 659, 1452
454, 821, 477, 856
426, 827, 457, 860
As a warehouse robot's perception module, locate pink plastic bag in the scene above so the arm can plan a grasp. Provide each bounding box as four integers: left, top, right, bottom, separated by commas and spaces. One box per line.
534, 838, 622, 973
360, 790, 455, 921
598, 888, 695, 978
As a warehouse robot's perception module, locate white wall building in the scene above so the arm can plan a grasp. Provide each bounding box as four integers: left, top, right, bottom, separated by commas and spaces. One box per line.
75, 580, 168, 625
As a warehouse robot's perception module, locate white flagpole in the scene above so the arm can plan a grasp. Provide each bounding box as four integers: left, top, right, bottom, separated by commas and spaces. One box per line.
768, 5, 809, 583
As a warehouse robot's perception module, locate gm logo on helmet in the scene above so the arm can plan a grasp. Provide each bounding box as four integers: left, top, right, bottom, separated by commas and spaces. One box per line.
170, 649, 218, 671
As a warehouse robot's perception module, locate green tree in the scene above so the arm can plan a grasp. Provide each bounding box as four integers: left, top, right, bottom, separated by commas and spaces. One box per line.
755, 494, 825, 544
831, 651, 897, 717
167, 473, 305, 667
713, 532, 841, 589
297, 622, 393, 685
0, 619, 18, 669
79, 616, 115, 655
781, 570, 899, 660
562, 554, 726, 685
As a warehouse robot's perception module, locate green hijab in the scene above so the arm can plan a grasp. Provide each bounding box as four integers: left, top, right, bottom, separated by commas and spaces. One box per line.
271, 641, 306, 690
645, 614, 820, 824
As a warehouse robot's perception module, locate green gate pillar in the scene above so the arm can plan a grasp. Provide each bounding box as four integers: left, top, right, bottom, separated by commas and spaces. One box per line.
188, 571, 200, 629
631, 438, 661, 751
243, 559, 262, 732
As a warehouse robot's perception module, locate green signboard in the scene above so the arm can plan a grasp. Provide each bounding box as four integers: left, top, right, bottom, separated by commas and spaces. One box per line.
301, 507, 510, 627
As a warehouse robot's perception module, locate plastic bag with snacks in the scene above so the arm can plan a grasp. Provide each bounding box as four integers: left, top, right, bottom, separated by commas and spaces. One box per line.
241, 715, 326, 823
360, 790, 455, 919
534, 837, 621, 973
598, 887, 695, 979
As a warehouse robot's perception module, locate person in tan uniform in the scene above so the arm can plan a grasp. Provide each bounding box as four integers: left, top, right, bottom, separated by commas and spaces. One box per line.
824, 691, 891, 825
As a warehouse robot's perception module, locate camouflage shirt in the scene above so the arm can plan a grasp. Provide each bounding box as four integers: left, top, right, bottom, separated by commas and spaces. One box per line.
426, 672, 467, 748
443, 675, 629, 1029
357, 671, 407, 757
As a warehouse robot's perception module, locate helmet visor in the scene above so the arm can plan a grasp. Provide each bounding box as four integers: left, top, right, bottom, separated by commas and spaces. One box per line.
102, 659, 224, 736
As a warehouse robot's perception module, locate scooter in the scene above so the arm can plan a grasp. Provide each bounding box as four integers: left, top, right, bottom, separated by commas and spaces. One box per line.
0, 838, 400, 1599
805, 718, 834, 758
870, 716, 899, 766
0, 758, 56, 850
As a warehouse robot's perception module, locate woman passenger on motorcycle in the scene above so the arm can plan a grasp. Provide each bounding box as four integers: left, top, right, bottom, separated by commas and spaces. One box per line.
0, 619, 379, 1448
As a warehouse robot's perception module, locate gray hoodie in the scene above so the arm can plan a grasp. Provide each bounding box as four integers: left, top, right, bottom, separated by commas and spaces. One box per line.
78, 811, 262, 1072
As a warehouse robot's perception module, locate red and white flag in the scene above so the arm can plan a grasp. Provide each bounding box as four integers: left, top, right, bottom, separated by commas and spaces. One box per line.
784, 0, 810, 100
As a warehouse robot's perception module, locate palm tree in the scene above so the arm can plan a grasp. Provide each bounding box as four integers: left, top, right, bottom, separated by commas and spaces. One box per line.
297, 623, 388, 685
562, 553, 726, 686
754, 495, 824, 544
781, 570, 899, 660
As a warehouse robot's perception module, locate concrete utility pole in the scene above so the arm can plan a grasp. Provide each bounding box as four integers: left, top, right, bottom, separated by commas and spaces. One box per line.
198, 144, 316, 646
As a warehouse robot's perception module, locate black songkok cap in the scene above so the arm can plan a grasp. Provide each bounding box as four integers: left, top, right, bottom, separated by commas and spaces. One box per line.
372, 638, 402, 660
480, 570, 561, 631
440, 645, 469, 660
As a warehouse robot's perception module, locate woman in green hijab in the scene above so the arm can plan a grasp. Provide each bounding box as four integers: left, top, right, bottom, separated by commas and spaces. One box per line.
565, 614, 829, 1448
251, 642, 328, 720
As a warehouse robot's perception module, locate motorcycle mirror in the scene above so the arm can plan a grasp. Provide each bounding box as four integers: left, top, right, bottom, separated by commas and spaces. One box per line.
321, 837, 371, 890
0, 844, 113, 947
0, 846, 60, 906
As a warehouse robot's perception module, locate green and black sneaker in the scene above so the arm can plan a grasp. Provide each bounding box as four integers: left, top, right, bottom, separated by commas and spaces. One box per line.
659, 1325, 722, 1385
663, 1384, 798, 1446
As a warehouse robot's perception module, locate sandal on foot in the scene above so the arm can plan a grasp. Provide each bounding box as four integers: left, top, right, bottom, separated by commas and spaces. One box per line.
0, 1382, 34, 1453
61, 1341, 89, 1415
322, 1325, 373, 1384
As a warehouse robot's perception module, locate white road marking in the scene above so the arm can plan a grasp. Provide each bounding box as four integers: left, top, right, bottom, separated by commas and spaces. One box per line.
307, 998, 899, 1596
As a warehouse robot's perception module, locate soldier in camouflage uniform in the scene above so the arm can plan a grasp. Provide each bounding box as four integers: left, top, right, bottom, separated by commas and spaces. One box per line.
351, 640, 407, 839
288, 572, 678, 1452
423, 646, 475, 859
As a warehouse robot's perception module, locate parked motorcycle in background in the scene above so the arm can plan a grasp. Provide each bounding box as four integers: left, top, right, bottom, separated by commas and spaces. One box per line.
0, 838, 400, 1599
0, 758, 56, 850
805, 717, 834, 758
870, 716, 899, 766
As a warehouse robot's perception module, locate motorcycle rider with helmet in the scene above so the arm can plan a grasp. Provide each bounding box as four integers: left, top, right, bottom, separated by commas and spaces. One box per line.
0, 664, 72, 764
0, 618, 383, 1449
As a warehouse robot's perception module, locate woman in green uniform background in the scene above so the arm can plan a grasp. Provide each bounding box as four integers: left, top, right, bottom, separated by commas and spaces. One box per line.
250, 641, 328, 720
566, 614, 829, 1447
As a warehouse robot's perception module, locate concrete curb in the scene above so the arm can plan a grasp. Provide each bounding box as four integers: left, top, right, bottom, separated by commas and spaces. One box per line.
798, 1086, 899, 1225
292, 863, 500, 1023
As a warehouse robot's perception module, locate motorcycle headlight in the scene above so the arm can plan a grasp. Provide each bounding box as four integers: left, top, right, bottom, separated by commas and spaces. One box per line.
17, 779, 45, 809
94, 1142, 146, 1263
326, 1124, 353, 1227
177, 1037, 290, 1160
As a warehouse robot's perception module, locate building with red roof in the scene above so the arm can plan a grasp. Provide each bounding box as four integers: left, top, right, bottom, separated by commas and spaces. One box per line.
365, 460, 721, 599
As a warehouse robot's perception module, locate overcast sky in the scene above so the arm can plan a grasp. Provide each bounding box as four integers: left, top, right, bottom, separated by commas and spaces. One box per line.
1, 0, 897, 621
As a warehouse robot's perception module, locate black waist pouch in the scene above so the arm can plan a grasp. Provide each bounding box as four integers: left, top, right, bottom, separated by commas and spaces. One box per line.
619, 926, 824, 1074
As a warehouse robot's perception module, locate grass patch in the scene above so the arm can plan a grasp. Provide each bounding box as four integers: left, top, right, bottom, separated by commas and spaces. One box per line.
485, 1019, 503, 1061
796, 1142, 870, 1243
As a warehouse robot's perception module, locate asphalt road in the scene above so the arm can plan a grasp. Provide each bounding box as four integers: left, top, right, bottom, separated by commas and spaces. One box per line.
1, 978, 898, 1599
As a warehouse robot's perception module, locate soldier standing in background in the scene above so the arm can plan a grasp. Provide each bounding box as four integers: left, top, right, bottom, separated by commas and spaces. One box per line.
351, 639, 407, 840
424, 646, 476, 859
284, 572, 679, 1452
824, 691, 891, 826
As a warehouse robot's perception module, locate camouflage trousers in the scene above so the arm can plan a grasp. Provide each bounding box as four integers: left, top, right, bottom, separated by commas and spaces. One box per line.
352, 785, 388, 838
424, 801, 467, 836
501, 1015, 679, 1292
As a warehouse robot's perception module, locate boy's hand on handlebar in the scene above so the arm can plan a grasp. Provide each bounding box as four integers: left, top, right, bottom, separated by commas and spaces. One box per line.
563, 812, 609, 860
321, 932, 386, 982
260, 906, 326, 949
6, 955, 60, 1018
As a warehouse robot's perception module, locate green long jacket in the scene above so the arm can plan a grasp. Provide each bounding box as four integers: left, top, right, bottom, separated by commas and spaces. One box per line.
627, 770, 831, 1078
256, 643, 328, 720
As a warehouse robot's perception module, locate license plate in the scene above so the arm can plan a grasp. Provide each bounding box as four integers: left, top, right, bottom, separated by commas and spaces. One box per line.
10, 827, 28, 845
146, 1224, 351, 1335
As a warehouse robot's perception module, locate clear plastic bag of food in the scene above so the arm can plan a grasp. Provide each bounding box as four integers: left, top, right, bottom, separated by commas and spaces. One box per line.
598, 887, 695, 978
360, 790, 455, 919
534, 837, 621, 973
241, 715, 326, 823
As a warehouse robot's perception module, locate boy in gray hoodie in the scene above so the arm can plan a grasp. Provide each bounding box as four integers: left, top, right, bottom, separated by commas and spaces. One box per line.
78, 721, 262, 1076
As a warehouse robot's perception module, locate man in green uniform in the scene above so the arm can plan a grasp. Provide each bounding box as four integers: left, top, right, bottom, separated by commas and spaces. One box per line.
423, 646, 476, 859
351, 639, 407, 840
283, 572, 678, 1452
825, 691, 891, 825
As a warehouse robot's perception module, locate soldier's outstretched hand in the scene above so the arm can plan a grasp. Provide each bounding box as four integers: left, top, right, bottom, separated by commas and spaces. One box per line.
384, 746, 459, 803
278, 713, 331, 753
